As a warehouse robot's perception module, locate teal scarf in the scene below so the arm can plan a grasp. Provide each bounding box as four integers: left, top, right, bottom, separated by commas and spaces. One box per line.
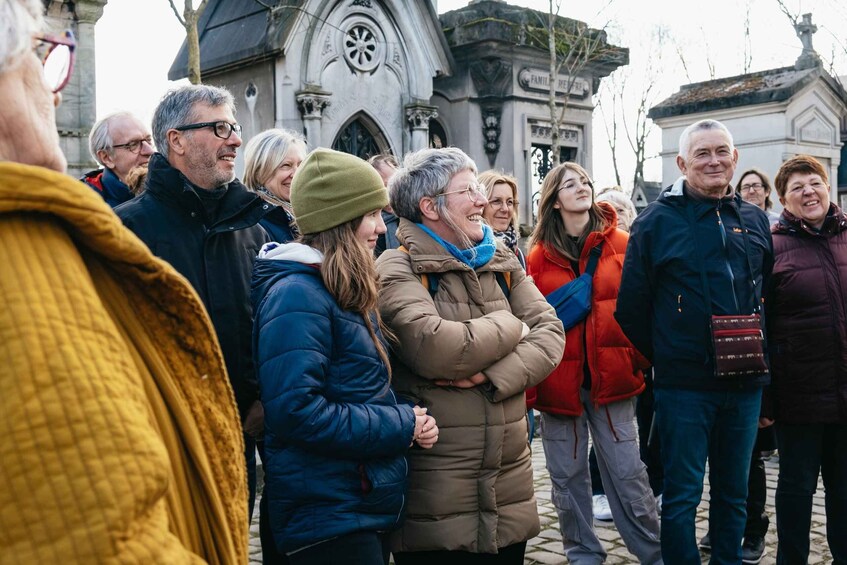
416, 223, 496, 269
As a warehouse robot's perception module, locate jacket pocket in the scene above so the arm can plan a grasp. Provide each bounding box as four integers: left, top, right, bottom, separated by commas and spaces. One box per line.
359, 457, 408, 524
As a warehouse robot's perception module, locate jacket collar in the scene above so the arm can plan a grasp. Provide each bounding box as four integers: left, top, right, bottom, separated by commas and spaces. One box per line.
773, 203, 847, 237
145, 153, 270, 230
395, 218, 520, 274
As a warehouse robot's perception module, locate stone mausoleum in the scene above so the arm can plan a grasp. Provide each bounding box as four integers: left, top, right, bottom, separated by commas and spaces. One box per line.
168, 0, 627, 225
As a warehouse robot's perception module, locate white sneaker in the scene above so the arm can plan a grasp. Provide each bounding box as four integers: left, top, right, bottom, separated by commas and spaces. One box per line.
592, 494, 613, 521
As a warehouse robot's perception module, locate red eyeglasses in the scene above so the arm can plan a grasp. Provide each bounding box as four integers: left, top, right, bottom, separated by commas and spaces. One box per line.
33, 30, 76, 93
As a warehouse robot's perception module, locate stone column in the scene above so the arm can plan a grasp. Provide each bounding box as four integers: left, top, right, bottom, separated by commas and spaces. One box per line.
405, 104, 438, 151
48, 0, 106, 177
295, 89, 331, 148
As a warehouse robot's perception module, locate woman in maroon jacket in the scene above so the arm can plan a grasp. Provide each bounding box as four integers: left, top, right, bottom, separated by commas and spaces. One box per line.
766, 155, 847, 565
526, 162, 661, 564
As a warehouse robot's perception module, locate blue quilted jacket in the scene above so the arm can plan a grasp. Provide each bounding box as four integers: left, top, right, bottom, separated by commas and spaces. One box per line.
251, 243, 416, 553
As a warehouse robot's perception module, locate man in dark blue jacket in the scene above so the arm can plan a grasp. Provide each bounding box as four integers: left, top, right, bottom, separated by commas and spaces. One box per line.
115, 85, 270, 519
616, 119, 773, 564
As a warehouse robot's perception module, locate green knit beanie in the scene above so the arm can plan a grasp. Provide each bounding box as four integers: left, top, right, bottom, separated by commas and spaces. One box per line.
290, 148, 389, 235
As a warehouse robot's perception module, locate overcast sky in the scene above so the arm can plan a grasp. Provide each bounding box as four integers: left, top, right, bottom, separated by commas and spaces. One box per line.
95, 0, 847, 189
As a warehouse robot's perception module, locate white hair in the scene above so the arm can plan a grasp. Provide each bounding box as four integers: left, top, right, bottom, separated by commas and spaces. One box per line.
88, 111, 140, 166
0, 0, 43, 74
678, 119, 734, 159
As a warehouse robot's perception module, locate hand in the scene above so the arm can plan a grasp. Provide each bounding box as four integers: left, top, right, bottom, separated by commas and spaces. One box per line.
412, 406, 428, 446
758, 417, 774, 428
520, 322, 530, 340
434, 372, 489, 388
243, 400, 265, 439
415, 414, 439, 449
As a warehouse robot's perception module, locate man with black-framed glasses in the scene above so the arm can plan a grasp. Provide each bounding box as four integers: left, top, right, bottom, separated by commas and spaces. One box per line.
81, 111, 154, 207
116, 84, 271, 525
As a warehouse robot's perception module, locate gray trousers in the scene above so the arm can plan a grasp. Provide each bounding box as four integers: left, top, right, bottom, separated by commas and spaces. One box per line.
540, 389, 662, 564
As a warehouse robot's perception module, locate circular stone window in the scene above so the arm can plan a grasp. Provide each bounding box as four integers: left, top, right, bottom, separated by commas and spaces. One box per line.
342, 21, 382, 72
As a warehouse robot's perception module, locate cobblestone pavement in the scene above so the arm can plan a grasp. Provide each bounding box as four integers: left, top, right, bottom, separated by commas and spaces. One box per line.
249, 438, 832, 564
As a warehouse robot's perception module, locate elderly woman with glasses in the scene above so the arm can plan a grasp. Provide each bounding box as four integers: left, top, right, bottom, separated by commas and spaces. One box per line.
376, 147, 564, 564
737, 168, 780, 225
0, 1, 247, 562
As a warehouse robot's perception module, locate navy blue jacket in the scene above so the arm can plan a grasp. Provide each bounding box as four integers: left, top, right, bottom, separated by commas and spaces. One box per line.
116, 153, 271, 417
259, 206, 296, 244
615, 179, 773, 390
252, 247, 415, 553
81, 168, 134, 208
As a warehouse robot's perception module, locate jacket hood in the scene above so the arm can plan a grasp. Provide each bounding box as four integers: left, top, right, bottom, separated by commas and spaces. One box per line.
251, 242, 323, 312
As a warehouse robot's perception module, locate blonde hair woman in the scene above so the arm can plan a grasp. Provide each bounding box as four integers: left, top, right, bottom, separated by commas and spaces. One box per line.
527, 162, 661, 564
479, 170, 524, 267
243, 128, 307, 243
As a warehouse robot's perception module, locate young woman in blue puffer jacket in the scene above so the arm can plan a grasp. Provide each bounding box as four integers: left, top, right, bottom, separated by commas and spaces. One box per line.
251, 149, 437, 565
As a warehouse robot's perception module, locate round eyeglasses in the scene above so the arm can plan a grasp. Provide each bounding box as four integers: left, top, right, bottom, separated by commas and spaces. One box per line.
34, 30, 76, 93
112, 137, 154, 154
174, 121, 242, 140
437, 182, 487, 202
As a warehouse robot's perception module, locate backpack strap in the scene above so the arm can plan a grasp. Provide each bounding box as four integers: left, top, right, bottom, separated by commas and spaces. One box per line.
398, 245, 512, 300
584, 242, 604, 277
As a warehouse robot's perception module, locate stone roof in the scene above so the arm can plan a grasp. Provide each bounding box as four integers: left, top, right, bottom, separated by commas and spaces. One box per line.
439, 0, 628, 75
168, 0, 299, 80
649, 63, 847, 120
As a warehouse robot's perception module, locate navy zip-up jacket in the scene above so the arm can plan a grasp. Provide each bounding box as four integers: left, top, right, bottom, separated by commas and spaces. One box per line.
116, 153, 271, 417
252, 243, 415, 553
615, 178, 773, 390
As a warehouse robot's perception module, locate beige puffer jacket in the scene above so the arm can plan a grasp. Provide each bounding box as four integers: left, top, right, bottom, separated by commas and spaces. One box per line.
377, 220, 565, 554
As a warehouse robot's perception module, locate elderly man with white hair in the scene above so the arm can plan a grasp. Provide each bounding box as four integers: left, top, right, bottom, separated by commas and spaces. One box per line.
616, 119, 774, 564
80, 111, 154, 207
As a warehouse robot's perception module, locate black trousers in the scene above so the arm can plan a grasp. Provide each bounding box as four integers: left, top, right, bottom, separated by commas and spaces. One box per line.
289, 532, 389, 565
393, 541, 527, 565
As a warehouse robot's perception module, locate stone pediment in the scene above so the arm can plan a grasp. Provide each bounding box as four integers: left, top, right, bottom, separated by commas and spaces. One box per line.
792, 108, 836, 146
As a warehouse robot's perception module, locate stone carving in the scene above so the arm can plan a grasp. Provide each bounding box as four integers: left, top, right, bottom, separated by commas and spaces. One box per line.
296, 90, 332, 119
343, 22, 381, 73
481, 104, 502, 165
518, 67, 590, 98
530, 123, 579, 143
351, 0, 372, 7
405, 104, 438, 129
469, 58, 512, 98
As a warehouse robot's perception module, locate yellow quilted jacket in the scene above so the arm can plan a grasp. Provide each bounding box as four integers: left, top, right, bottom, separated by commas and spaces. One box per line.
0, 163, 248, 564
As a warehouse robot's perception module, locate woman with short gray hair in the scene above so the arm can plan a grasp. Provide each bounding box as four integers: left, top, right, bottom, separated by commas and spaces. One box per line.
377, 147, 565, 563
244, 128, 307, 243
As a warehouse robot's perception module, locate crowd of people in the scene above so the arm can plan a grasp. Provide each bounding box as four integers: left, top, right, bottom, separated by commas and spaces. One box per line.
2, 0, 846, 563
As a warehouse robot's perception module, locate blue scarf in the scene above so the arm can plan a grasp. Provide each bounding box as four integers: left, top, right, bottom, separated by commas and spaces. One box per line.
416, 223, 497, 269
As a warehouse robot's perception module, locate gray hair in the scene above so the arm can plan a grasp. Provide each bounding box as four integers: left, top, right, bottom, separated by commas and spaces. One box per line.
88, 111, 136, 166
243, 128, 307, 191
0, 0, 43, 74
152, 84, 236, 160
595, 189, 638, 231
678, 119, 734, 159
390, 147, 478, 248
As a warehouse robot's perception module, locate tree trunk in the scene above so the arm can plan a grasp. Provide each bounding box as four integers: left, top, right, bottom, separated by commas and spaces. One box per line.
186, 11, 201, 84
548, 1, 560, 167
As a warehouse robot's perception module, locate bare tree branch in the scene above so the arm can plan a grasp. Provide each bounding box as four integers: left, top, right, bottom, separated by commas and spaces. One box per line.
743, 2, 753, 74
775, 0, 799, 25
167, 0, 185, 26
